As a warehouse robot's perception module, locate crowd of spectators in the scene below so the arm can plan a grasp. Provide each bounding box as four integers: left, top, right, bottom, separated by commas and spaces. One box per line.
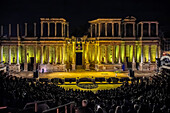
0, 69, 170, 113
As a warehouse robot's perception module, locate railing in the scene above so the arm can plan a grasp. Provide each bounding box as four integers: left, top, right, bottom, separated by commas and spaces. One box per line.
0, 106, 8, 113
23, 99, 54, 112
43, 101, 76, 113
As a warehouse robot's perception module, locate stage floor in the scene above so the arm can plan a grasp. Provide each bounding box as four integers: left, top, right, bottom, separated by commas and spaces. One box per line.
13, 70, 156, 93
14, 71, 129, 93
39, 71, 128, 93
39, 71, 129, 79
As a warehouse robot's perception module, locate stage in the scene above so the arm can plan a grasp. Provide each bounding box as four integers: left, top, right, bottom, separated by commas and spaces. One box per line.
13, 70, 155, 93
39, 71, 128, 79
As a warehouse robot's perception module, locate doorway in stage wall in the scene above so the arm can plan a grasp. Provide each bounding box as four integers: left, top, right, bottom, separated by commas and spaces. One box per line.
28, 57, 34, 71
76, 52, 82, 65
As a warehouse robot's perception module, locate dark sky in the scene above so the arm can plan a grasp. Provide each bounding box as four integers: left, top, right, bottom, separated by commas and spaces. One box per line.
0, 0, 170, 35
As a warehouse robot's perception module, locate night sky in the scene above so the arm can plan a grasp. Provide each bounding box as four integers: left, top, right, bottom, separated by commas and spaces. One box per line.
0, 0, 170, 36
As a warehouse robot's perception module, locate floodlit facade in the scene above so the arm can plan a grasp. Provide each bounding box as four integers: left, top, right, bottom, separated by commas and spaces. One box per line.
0, 16, 161, 72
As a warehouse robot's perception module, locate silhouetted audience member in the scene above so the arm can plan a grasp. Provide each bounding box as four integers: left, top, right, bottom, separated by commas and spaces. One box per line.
77, 100, 94, 113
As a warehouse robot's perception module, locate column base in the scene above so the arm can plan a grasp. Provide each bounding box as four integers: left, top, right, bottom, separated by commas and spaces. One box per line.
118, 62, 122, 65
24, 63, 28, 71
124, 62, 128, 71
95, 64, 99, 71
62, 64, 66, 72
33, 63, 36, 71
71, 64, 76, 71
16, 64, 20, 72
132, 62, 136, 71
139, 63, 143, 71
85, 63, 90, 70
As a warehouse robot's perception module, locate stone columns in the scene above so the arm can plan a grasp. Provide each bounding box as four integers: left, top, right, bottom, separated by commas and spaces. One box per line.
156, 23, 159, 36
41, 22, 43, 37
61, 23, 64, 37
55, 46, 57, 64
85, 42, 89, 64
98, 23, 101, 37
159, 45, 161, 58
47, 46, 50, 64
140, 45, 143, 71
98, 44, 101, 64
9, 24, 11, 37
118, 45, 121, 64
0, 46, 3, 62
82, 42, 85, 66
34, 23, 36, 37
59, 46, 62, 63
95, 44, 97, 64
124, 23, 126, 37
24, 46, 28, 71
149, 45, 151, 63
124, 44, 127, 70
72, 42, 76, 64
25, 23, 27, 37
16, 46, 19, 65
132, 45, 136, 70
34, 46, 37, 70
148, 23, 151, 36
8, 46, 11, 65
112, 23, 114, 37
141, 23, 143, 37
95, 24, 97, 37
62, 44, 65, 64
133, 23, 135, 37
133, 45, 136, 63
1, 25, 3, 36
67, 23, 69, 37
90, 24, 93, 37
141, 45, 143, 63
48, 23, 50, 37
105, 23, 107, 37
17, 24, 19, 37
118, 23, 121, 37
40, 46, 43, 64
72, 42, 76, 70
16, 46, 20, 72
61, 46, 63, 64
112, 45, 115, 64
105, 45, 108, 64
55, 23, 57, 36
85, 42, 90, 70
156, 45, 158, 58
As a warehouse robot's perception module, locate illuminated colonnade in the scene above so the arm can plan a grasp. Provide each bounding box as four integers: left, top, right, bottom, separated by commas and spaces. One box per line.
82, 41, 160, 71
84, 43, 157, 64
138, 21, 159, 37
40, 18, 69, 37
0, 17, 161, 72
0, 42, 160, 71
90, 18, 121, 37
